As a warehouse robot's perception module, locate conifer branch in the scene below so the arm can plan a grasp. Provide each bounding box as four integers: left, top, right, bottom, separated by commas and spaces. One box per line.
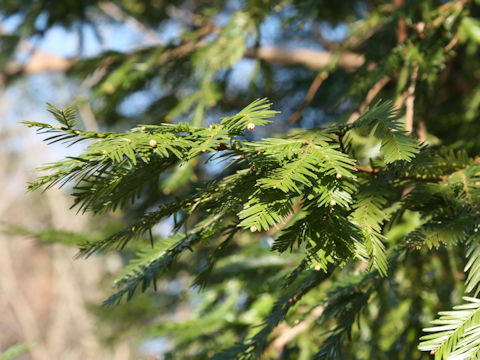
347, 76, 391, 124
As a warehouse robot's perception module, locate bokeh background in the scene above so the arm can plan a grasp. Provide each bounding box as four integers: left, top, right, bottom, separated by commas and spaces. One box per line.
0, 20, 129, 360
0, 5, 180, 359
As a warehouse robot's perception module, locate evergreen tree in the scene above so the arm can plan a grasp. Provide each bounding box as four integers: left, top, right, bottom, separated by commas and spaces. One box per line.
5, 0, 480, 358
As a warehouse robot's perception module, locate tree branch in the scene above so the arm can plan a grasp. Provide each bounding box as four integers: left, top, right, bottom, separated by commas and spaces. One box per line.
1, 50, 74, 83
347, 76, 391, 124
1, 45, 366, 84
270, 305, 325, 354
354, 164, 444, 183
288, 71, 329, 123
393, 0, 407, 43
405, 66, 418, 134
354, 164, 380, 174
245, 46, 365, 72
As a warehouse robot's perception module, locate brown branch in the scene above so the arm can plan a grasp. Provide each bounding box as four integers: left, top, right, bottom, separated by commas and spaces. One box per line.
355, 164, 380, 174
444, 32, 459, 52
417, 120, 427, 143
1, 50, 74, 80
355, 164, 444, 183
269, 305, 325, 355
0, 25, 216, 84
394, 90, 409, 109
2, 45, 366, 84
405, 66, 418, 134
393, 0, 407, 43
288, 71, 328, 123
245, 46, 365, 72
347, 76, 391, 124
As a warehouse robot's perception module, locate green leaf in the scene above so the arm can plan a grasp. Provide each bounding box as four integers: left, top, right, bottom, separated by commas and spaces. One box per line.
0, 343, 34, 360
460, 17, 480, 44
46, 103, 79, 128
221, 98, 279, 133
353, 101, 419, 163
238, 189, 294, 231
465, 235, 480, 297
349, 194, 388, 276
419, 297, 480, 359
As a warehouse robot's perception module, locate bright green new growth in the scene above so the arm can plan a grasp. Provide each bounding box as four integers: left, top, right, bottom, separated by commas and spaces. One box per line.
26, 95, 480, 358
419, 297, 480, 360
25, 100, 406, 284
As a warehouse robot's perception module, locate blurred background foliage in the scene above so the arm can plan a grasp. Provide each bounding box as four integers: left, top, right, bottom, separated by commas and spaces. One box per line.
1, 0, 480, 359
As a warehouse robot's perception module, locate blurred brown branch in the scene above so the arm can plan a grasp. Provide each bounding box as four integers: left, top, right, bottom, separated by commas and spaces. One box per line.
347, 75, 391, 124
288, 71, 329, 123
245, 46, 365, 71
269, 305, 325, 355
1, 45, 366, 85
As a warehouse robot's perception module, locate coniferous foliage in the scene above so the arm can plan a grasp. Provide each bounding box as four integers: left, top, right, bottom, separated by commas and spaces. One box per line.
26, 97, 480, 358
7, 0, 480, 358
